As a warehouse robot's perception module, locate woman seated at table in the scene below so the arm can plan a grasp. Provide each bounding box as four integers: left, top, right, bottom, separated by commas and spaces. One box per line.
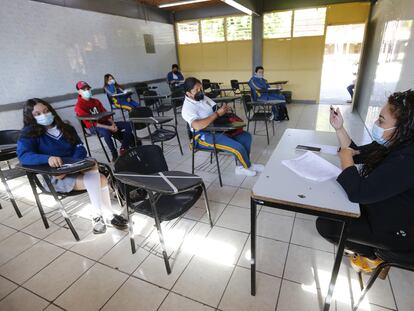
17, 98, 128, 234
103, 73, 139, 111
316, 90, 414, 273
248, 66, 288, 121
181, 77, 264, 177
167, 64, 185, 88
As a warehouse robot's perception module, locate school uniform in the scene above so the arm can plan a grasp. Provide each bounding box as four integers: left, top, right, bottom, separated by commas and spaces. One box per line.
181, 95, 252, 168
167, 71, 184, 84
17, 125, 87, 192
74, 96, 134, 155
104, 84, 139, 110
248, 74, 287, 120
317, 141, 414, 257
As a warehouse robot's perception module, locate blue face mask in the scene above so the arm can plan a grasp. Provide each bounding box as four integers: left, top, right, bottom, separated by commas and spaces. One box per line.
81, 89, 92, 99
35, 112, 55, 126
372, 122, 396, 145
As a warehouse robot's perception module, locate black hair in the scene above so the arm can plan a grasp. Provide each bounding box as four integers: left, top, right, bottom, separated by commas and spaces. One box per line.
103, 73, 122, 89
361, 89, 414, 176
255, 66, 264, 73
22, 98, 79, 145
183, 77, 201, 93
172, 64, 179, 70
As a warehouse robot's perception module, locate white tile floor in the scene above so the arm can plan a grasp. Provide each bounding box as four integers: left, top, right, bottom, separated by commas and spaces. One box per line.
0, 103, 413, 311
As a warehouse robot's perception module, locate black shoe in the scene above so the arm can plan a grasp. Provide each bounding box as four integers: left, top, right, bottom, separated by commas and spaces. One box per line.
110, 215, 128, 230
111, 152, 118, 162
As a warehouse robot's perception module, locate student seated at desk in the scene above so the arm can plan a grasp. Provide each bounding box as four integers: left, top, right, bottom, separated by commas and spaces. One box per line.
248, 66, 288, 121
181, 77, 264, 177
17, 98, 128, 234
167, 64, 185, 90
74, 81, 134, 162
103, 73, 139, 110
317, 90, 414, 273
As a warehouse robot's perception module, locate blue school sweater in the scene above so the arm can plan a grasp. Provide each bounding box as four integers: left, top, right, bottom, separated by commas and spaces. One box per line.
248, 75, 285, 101
17, 126, 87, 166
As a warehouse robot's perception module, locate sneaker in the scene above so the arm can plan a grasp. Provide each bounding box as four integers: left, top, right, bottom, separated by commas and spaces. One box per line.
235, 166, 256, 177
251, 163, 265, 173
268, 112, 274, 121
119, 147, 127, 157
92, 216, 107, 234
350, 254, 383, 273
109, 214, 128, 230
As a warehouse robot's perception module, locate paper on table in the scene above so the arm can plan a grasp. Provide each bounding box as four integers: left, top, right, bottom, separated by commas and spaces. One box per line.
282, 151, 342, 182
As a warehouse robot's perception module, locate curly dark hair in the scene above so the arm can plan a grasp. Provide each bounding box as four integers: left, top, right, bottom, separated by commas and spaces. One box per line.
361, 89, 414, 176
22, 98, 79, 145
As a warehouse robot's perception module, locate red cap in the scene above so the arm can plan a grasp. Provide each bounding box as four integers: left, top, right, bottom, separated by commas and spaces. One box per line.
76, 81, 91, 90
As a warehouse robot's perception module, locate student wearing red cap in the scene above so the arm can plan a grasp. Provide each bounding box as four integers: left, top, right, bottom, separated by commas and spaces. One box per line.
74, 81, 134, 161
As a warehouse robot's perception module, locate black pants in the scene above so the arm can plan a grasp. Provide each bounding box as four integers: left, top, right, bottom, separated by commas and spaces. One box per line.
316, 215, 394, 259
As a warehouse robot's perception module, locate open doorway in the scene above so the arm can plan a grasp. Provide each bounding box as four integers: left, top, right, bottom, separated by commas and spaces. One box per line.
319, 24, 365, 105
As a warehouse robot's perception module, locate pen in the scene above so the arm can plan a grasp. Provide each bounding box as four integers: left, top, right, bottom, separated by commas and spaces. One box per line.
330, 106, 338, 115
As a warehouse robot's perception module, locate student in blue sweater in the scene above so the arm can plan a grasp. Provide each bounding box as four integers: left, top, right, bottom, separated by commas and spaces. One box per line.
103, 74, 139, 111
248, 66, 288, 121
167, 64, 185, 91
17, 98, 127, 234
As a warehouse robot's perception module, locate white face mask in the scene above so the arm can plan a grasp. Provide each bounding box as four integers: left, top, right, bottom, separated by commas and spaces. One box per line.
371, 121, 396, 145
81, 89, 92, 99
256, 73, 264, 79
108, 79, 115, 85
34, 112, 54, 126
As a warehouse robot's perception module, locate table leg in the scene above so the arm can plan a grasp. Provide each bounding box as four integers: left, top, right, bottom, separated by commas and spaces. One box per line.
323, 220, 348, 311
251, 197, 257, 296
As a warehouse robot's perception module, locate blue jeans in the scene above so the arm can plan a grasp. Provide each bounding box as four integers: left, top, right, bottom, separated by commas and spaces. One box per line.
196, 131, 252, 168
92, 122, 134, 154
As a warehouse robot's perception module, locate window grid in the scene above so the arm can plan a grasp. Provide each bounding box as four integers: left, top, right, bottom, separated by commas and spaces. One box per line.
263, 11, 293, 39
201, 18, 225, 43
226, 15, 252, 41
176, 21, 200, 44
293, 8, 327, 37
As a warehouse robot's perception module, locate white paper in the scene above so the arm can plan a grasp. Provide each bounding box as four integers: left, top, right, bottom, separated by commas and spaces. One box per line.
313, 144, 339, 155
282, 151, 342, 182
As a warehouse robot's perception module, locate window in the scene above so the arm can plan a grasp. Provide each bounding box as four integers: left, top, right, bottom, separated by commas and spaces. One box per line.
293, 8, 326, 37
201, 18, 225, 42
177, 21, 200, 44
226, 15, 252, 41
263, 11, 292, 39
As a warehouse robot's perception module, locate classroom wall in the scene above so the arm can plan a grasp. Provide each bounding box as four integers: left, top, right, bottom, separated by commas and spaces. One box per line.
0, 0, 177, 130
177, 2, 370, 101
354, 0, 414, 130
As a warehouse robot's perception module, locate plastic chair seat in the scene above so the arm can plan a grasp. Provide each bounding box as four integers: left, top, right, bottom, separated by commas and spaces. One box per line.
151, 129, 176, 142
250, 112, 273, 121
132, 186, 202, 221
376, 249, 414, 267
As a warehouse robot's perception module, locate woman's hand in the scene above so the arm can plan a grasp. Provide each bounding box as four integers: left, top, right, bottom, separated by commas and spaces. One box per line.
339, 148, 355, 170
48, 156, 63, 168
55, 174, 66, 180
330, 107, 344, 130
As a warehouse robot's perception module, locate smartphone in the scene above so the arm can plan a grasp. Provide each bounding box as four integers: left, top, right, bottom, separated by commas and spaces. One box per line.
296, 145, 321, 152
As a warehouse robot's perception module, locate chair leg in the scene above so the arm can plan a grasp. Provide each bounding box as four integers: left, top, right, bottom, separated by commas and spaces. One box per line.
26, 174, 49, 228
212, 134, 223, 187
80, 122, 92, 157
254, 121, 257, 134
175, 127, 183, 155
265, 119, 269, 145
247, 120, 250, 132
148, 192, 171, 274
201, 182, 213, 227
353, 262, 390, 311
0, 168, 22, 218
210, 153, 213, 164
125, 184, 136, 254
272, 119, 275, 136
96, 132, 111, 163
43, 175, 79, 241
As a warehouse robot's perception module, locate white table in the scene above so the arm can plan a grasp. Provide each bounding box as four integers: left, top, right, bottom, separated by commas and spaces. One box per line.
250, 128, 360, 311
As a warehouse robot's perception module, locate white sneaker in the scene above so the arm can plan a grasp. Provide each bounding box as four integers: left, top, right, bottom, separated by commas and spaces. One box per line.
251, 163, 265, 173
235, 166, 256, 177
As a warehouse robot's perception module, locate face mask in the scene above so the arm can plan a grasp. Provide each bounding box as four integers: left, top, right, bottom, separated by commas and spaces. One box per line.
194, 91, 204, 101
108, 79, 115, 85
81, 89, 92, 99
35, 112, 54, 126
371, 122, 396, 145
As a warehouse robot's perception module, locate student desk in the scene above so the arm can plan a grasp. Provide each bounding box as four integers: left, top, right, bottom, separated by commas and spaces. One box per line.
0, 144, 17, 153
250, 128, 360, 311
18, 159, 96, 240
213, 95, 241, 106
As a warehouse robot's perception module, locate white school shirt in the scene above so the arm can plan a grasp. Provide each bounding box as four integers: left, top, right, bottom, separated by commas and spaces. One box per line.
181, 95, 217, 131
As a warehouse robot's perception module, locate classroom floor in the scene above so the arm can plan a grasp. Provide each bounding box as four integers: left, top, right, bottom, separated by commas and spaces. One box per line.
0, 103, 412, 311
